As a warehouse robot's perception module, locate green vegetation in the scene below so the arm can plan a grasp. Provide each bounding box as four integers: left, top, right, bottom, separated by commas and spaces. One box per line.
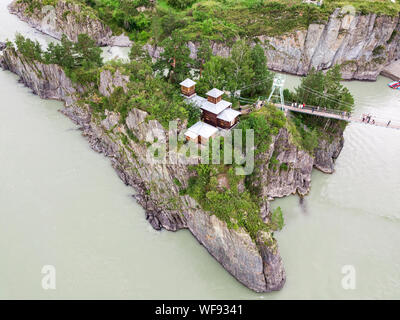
91, 0, 400, 42
290, 65, 354, 141
196, 41, 273, 99
187, 165, 271, 240
79, 0, 154, 41
153, 30, 193, 83
167, 0, 196, 9
89, 59, 190, 126
19, 0, 400, 45
270, 206, 284, 231
238, 105, 286, 155
14, 33, 103, 84
373, 44, 385, 56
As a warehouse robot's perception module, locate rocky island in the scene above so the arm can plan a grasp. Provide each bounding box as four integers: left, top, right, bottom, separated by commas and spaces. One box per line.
1, 0, 395, 292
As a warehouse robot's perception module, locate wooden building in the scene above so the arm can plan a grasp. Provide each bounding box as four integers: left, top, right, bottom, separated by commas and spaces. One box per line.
180, 78, 196, 97
199, 88, 239, 129
184, 121, 219, 145
217, 108, 241, 129
206, 88, 224, 104
183, 84, 242, 143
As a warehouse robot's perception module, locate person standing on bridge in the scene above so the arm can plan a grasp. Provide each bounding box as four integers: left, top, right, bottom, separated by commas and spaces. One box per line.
303, 103, 305, 109
387, 120, 391, 127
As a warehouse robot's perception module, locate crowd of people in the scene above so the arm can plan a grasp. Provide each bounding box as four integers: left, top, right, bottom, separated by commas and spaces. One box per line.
362, 114, 376, 125
290, 102, 351, 118
286, 103, 395, 128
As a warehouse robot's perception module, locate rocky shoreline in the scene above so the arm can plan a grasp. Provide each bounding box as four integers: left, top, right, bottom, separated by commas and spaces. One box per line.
8, 0, 131, 47
0, 42, 343, 292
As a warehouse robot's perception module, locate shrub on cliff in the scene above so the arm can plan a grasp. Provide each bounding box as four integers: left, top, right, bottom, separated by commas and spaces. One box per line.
15, 33, 103, 85
167, 0, 196, 10
187, 165, 270, 241
15, 34, 43, 62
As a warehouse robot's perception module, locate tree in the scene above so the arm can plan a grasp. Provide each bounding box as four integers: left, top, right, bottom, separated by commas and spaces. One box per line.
129, 41, 150, 62
166, 0, 196, 10
15, 33, 42, 61
196, 55, 230, 95
270, 207, 284, 231
195, 39, 212, 77
225, 39, 254, 98
186, 103, 201, 127
247, 44, 273, 97
74, 34, 103, 69
295, 65, 353, 112
153, 30, 193, 83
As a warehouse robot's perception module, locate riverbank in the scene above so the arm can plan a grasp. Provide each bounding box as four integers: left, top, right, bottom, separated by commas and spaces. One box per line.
381, 60, 400, 81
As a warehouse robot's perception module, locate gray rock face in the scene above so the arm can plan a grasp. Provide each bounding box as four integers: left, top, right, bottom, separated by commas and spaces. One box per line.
147, 10, 400, 80
99, 69, 129, 97
0, 48, 83, 106
1, 48, 287, 293
264, 10, 400, 80
250, 125, 343, 207
252, 128, 314, 199
0, 42, 6, 51
8, 0, 131, 47
314, 133, 344, 174
381, 60, 400, 81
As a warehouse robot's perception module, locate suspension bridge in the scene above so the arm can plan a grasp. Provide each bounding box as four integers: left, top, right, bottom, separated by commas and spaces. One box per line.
273, 102, 400, 130
237, 74, 400, 130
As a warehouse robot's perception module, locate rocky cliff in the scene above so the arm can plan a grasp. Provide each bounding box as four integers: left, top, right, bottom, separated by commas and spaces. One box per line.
247, 125, 343, 204
8, 0, 131, 46
0, 43, 344, 292
149, 9, 400, 81
9, 1, 400, 79
0, 47, 288, 292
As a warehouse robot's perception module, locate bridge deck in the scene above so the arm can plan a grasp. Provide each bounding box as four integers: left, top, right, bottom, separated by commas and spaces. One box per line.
272, 103, 400, 130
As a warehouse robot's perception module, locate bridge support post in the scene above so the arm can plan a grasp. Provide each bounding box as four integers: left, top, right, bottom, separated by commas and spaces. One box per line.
267, 74, 285, 111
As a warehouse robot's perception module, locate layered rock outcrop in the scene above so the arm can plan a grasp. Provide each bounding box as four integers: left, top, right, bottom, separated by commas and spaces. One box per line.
9, 1, 400, 79
148, 10, 400, 81
8, 0, 131, 46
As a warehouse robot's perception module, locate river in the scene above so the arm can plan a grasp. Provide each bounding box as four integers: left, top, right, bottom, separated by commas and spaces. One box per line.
0, 0, 399, 299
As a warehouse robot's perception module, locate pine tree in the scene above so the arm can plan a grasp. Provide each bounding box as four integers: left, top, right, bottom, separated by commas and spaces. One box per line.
248, 44, 273, 97
154, 30, 193, 83
195, 39, 212, 77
